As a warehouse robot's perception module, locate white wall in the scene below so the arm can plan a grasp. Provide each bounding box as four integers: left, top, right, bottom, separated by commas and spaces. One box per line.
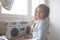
48, 0, 60, 40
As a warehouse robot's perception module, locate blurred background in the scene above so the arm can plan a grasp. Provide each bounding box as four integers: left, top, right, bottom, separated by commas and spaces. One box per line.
0, 0, 60, 40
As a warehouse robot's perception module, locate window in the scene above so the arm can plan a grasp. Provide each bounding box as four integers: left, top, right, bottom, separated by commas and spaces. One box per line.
2, 0, 27, 15
1, 0, 45, 16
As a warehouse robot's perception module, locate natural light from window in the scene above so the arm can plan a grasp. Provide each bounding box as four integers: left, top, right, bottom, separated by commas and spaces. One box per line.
1, 0, 45, 16
2, 0, 27, 15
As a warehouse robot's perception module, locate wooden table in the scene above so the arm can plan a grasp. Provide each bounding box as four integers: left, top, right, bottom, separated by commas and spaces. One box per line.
13, 35, 32, 40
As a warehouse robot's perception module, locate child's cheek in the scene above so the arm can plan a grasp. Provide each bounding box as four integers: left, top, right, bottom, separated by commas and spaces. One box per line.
38, 13, 45, 19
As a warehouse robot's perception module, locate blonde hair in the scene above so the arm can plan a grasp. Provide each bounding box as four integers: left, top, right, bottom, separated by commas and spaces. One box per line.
34, 4, 50, 20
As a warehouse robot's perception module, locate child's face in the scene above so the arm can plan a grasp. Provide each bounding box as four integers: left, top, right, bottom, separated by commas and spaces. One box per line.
35, 7, 47, 20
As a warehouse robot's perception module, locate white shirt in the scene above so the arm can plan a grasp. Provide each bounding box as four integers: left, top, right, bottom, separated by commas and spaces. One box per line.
33, 18, 49, 40
0, 35, 8, 40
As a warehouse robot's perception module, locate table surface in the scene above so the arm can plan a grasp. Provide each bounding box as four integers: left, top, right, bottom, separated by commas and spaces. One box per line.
13, 35, 32, 40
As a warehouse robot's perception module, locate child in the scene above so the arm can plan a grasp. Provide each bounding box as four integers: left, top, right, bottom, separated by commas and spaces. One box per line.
0, 33, 8, 40
32, 4, 50, 40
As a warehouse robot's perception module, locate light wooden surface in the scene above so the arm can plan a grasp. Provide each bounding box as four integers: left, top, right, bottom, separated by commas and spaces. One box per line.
13, 35, 32, 40
14, 38, 32, 40
13, 37, 32, 40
